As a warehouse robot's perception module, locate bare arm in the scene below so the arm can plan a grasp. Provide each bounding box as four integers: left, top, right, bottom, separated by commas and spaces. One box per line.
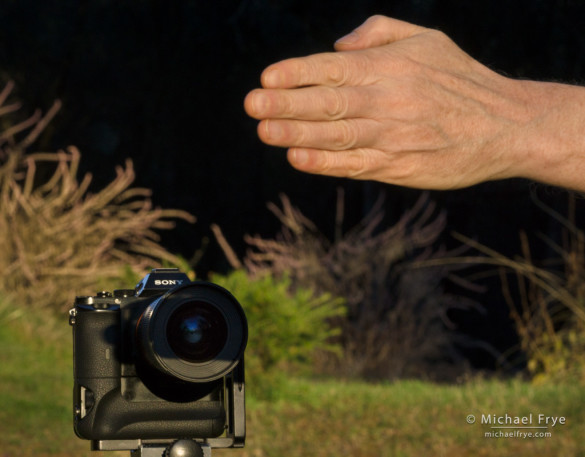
245, 15, 585, 191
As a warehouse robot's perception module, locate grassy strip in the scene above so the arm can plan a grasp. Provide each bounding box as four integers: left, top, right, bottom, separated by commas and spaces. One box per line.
2, 305, 584, 457
237, 377, 585, 457
0, 305, 87, 456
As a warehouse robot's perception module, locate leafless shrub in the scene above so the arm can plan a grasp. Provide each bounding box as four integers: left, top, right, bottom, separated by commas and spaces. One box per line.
217, 190, 477, 380
448, 193, 585, 383
0, 81, 195, 311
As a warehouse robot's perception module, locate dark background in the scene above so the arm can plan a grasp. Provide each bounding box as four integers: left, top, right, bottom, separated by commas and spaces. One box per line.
2, 0, 585, 371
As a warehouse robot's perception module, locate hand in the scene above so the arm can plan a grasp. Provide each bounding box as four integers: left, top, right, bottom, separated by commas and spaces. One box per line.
244, 15, 585, 190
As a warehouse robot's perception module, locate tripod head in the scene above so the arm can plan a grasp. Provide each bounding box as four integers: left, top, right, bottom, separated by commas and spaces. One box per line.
136, 440, 210, 457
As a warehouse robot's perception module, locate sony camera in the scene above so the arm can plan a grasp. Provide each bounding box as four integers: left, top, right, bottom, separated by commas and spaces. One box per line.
69, 268, 247, 457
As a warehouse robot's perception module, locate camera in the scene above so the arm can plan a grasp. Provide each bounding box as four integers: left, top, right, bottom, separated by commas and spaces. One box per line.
69, 268, 247, 457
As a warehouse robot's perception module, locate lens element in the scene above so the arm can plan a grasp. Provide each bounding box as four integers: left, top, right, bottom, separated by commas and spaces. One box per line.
166, 301, 228, 363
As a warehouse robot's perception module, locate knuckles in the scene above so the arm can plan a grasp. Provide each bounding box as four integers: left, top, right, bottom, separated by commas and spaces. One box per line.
302, 52, 352, 87
329, 120, 359, 150
322, 87, 349, 120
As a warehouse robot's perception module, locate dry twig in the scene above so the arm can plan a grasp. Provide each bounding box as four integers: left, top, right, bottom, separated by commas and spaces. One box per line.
0, 81, 195, 311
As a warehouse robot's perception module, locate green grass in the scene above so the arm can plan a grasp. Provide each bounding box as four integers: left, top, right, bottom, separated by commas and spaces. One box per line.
2, 304, 585, 457
238, 377, 585, 457
0, 304, 84, 456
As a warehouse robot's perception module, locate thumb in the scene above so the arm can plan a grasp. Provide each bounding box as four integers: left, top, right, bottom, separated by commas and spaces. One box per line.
334, 15, 427, 51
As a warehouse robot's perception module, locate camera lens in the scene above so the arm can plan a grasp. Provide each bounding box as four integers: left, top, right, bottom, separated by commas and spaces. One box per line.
137, 282, 247, 383
166, 301, 228, 363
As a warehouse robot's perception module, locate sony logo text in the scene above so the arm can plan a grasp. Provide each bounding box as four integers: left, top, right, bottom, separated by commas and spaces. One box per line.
154, 279, 184, 286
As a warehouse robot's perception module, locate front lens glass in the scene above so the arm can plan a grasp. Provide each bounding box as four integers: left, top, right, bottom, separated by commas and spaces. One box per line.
166, 301, 228, 363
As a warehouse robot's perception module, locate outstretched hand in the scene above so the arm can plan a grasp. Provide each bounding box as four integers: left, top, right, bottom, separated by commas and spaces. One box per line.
245, 15, 585, 191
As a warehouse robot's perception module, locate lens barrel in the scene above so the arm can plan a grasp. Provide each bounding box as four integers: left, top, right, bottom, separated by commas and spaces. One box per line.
137, 282, 247, 383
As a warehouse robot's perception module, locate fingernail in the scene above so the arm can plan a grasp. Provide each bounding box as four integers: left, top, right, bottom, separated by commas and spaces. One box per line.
262, 68, 283, 88
252, 92, 269, 115
335, 31, 359, 45
290, 148, 309, 166
265, 120, 284, 140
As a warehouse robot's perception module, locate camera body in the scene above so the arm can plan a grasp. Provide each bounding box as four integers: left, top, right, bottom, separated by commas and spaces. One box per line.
70, 268, 247, 453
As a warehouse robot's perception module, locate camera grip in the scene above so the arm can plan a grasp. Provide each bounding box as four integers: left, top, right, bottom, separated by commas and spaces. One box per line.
73, 305, 121, 379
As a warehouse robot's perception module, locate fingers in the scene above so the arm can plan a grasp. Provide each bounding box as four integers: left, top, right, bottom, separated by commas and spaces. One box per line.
334, 15, 428, 51
286, 147, 465, 189
287, 147, 372, 179
257, 118, 378, 151
286, 147, 398, 182
260, 49, 374, 89
257, 16, 427, 90
245, 85, 373, 121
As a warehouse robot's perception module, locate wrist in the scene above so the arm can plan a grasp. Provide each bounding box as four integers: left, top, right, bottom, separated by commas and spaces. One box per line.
513, 80, 585, 190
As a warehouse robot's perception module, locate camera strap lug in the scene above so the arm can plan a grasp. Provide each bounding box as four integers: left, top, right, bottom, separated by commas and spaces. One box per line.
68, 308, 77, 325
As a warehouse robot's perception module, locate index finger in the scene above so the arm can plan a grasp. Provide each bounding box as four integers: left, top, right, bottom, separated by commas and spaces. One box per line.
261, 50, 375, 89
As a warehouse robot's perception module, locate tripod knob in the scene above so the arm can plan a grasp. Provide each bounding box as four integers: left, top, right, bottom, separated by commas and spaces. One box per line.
166, 440, 203, 457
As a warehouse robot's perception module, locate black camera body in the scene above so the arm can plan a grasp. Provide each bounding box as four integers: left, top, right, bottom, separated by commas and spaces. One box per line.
70, 268, 247, 455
